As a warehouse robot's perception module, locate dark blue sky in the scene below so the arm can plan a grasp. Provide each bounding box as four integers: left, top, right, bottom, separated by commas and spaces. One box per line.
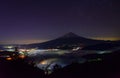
0, 0, 119, 44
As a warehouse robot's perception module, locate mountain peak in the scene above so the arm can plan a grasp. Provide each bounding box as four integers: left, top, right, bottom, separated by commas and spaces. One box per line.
60, 32, 79, 38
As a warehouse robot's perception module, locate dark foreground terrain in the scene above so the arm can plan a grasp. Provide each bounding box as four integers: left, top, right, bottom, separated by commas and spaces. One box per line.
0, 50, 120, 78
0, 59, 45, 78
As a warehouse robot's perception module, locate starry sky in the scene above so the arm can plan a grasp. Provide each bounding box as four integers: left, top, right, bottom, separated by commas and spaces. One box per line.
0, 0, 119, 44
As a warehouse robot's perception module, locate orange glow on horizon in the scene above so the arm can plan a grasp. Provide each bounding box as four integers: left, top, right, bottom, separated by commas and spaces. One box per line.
92, 37, 120, 41
0, 39, 48, 44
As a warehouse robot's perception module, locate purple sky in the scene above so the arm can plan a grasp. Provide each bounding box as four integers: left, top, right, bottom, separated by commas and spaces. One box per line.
0, 0, 119, 44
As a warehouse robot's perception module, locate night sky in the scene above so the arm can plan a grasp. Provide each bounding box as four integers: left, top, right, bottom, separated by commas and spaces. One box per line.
0, 0, 119, 44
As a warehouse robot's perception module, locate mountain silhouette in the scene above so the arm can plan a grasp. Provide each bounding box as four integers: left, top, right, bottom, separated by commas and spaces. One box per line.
59, 32, 80, 38
28, 32, 105, 49
82, 40, 120, 50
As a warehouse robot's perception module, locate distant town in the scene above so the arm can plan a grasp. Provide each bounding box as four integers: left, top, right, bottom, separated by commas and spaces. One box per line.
0, 32, 120, 78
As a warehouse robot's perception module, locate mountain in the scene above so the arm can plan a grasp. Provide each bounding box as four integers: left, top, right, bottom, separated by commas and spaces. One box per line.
27, 32, 105, 49
82, 41, 120, 50
59, 32, 80, 38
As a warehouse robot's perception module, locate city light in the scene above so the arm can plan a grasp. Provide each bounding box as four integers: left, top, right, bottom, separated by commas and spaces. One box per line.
6, 57, 12, 61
